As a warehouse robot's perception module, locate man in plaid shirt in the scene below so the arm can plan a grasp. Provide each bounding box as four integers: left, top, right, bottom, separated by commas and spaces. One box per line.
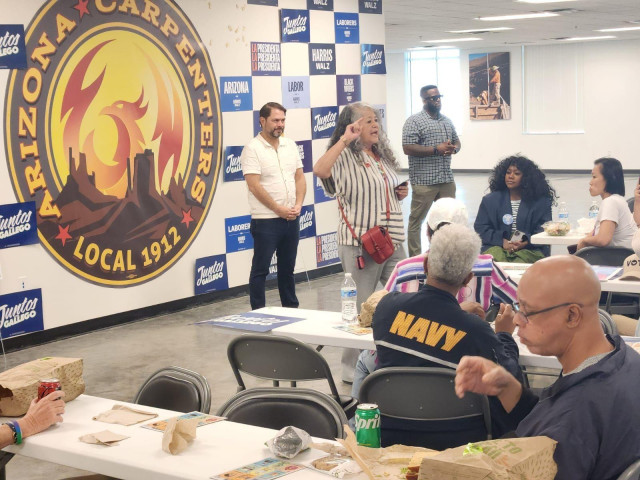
402, 85, 461, 256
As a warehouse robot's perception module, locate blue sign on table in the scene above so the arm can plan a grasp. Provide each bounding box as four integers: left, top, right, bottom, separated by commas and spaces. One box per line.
0, 25, 27, 70
334, 13, 359, 44
316, 232, 340, 267
251, 42, 281, 76
220, 76, 253, 112
337, 75, 361, 105
223, 146, 244, 182
296, 140, 313, 173
253, 110, 262, 136
281, 9, 310, 43
0, 288, 44, 339
281, 76, 310, 109
359, 0, 382, 14
195, 312, 305, 333
194, 254, 229, 295
225, 215, 253, 253
299, 205, 316, 239
361, 44, 386, 74
309, 44, 336, 75
0, 201, 37, 249
248, 0, 278, 5
307, 0, 333, 10
311, 106, 338, 139
314, 175, 334, 203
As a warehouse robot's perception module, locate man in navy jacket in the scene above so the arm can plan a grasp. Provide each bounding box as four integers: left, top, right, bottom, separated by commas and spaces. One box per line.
455, 255, 640, 480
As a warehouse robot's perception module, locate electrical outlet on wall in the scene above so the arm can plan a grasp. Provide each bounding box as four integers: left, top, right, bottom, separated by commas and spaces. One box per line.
18, 275, 27, 290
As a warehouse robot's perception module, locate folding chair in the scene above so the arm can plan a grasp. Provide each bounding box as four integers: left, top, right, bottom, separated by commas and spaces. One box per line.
134, 366, 211, 413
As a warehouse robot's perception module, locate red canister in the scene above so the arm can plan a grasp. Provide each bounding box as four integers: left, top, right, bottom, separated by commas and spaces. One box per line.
38, 378, 61, 401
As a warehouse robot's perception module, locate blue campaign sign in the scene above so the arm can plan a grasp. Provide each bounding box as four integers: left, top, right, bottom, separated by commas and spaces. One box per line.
194, 254, 229, 295
248, 0, 278, 5
359, 0, 382, 14
0, 25, 27, 70
299, 205, 316, 239
281, 76, 310, 109
223, 146, 245, 182
309, 44, 336, 75
220, 76, 253, 112
295, 140, 312, 173
374, 103, 387, 130
266, 251, 278, 280
314, 175, 334, 203
337, 75, 361, 105
281, 9, 310, 43
253, 110, 262, 136
195, 312, 305, 333
225, 215, 253, 253
251, 42, 281, 76
316, 232, 340, 267
334, 13, 359, 44
361, 44, 386, 74
307, 0, 333, 10
311, 106, 338, 139
0, 288, 44, 339
0, 201, 37, 249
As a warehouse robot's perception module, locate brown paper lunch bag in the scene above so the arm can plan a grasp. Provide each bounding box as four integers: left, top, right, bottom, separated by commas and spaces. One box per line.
0, 357, 85, 416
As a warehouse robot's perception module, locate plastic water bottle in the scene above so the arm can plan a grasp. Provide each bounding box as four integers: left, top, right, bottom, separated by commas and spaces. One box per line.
558, 202, 569, 225
341, 273, 358, 324
588, 201, 599, 219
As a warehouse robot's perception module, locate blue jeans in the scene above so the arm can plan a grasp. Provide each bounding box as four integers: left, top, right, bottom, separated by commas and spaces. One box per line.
249, 217, 300, 310
351, 349, 378, 400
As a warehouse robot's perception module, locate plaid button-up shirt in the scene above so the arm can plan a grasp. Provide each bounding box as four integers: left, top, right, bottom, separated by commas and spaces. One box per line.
402, 110, 459, 186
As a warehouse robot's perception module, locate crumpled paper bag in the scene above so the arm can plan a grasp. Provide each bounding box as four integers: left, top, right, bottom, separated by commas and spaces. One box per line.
93, 405, 158, 426
162, 416, 198, 455
79, 430, 129, 446
266, 426, 311, 459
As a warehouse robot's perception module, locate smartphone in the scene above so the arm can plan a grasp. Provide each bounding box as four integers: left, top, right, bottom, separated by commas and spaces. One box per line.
510, 230, 526, 243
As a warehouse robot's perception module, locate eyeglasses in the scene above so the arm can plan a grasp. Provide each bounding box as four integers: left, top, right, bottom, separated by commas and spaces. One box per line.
423, 95, 443, 101
512, 302, 582, 324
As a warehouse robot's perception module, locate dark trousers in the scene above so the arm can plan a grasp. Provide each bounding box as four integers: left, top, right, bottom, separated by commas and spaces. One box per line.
249, 217, 300, 310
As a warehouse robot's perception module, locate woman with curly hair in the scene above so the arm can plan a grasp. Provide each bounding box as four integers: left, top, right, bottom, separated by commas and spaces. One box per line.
474, 155, 556, 263
314, 102, 407, 381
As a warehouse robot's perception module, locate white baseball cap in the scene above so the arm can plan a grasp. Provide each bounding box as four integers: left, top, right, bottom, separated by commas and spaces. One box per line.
620, 254, 640, 281
427, 198, 469, 232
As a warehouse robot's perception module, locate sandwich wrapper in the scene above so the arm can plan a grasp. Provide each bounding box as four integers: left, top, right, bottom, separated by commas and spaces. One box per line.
93, 405, 158, 426
79, 430, 129, 446
266, 425, 311, 459
162, 416, 198, 455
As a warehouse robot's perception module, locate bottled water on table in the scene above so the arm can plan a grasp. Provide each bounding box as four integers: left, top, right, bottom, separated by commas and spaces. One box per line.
558, 202, 569, 225
341, 273, 358, 324
588, 201, 599, 219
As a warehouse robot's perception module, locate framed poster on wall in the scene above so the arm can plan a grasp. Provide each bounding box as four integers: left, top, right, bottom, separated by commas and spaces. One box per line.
469, 52, 511, 121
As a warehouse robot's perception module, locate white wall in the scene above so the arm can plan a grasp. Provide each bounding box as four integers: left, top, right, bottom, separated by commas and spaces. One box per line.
387, 39, 640, 171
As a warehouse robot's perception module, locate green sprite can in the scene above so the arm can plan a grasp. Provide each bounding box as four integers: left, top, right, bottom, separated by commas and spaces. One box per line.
355, 403, 381, 448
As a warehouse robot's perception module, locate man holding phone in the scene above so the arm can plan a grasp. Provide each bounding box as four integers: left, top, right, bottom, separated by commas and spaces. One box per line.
402, 85, 461, 256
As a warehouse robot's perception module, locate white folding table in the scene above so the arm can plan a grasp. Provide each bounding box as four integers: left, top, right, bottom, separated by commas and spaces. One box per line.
530, 231, 586, 246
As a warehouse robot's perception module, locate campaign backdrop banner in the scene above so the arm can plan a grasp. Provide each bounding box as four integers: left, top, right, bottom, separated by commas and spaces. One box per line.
281, 76, 310, 109
248, 0, 278, 5
309, 44, 336, 75
281, 9, 310, 43
195, 312, 305, 333
314, 175, 334, 203
361, 44, 386, 74
359, 0, 382, 14
220, 76, 253, 112
253, 110, 262, 136
0, 25, 27, 70
0, 201, 37, 249
251, 42, 281, 76
374, 103, 387, 130
296, 140, 313, 173
194, 254, 229, 295
337, 75, 361, 105
223, 146, 244, 182
299, 205, 316, 239
311, 106, 338, 139
0, 288, 44, 339
334, 13, 359, 44
307, 0, 333, 10
316, 232, 340, 267
225, 215, 253, 253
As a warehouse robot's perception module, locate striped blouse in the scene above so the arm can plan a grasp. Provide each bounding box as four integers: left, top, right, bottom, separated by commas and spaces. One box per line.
320, 148, 405, 246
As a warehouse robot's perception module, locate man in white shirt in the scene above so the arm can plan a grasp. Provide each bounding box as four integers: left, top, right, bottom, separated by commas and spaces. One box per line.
240, 102, 306, 309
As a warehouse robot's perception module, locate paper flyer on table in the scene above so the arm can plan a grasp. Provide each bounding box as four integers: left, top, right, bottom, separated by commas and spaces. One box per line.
142, 412, 225, 432
211, 457, 305, 480
194, 312, 305, 332
333, 324, 372, 336
591, 265, 623, 281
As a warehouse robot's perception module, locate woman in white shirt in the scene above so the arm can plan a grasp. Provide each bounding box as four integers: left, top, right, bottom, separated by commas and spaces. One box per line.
577, 157, 637, 250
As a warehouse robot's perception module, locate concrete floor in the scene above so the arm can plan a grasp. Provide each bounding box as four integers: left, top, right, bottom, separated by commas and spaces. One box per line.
7, 171, 639, 479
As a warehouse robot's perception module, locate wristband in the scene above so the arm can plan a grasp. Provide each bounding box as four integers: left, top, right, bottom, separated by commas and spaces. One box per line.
433, 147, 438, 155
6, 421, 22, 444
341, 137, 349, 147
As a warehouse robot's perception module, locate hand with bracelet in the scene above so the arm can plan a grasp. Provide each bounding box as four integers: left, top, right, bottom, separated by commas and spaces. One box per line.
2, 390, 65, 448
339, 117, 363, 148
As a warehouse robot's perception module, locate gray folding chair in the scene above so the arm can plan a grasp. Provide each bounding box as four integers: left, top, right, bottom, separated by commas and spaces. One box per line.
134, 366, 211, 413
217, 387, 347, 439
617, 459, 640, 480
359, 367, 491, 450
599, 308, 619, 336
227, 335, 358, 417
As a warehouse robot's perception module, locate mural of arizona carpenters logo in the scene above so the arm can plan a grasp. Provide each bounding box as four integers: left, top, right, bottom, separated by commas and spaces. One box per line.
4, 0, 222, 286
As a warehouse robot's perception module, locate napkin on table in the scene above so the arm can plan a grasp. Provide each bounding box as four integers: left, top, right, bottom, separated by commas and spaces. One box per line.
93, 405, 158, 426
162, 416, 199, 455
79, 430, 129, 446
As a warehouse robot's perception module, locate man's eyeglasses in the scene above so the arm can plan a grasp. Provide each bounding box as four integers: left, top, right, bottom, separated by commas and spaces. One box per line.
423, 95, 443, 101
512, 302, 582, 324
